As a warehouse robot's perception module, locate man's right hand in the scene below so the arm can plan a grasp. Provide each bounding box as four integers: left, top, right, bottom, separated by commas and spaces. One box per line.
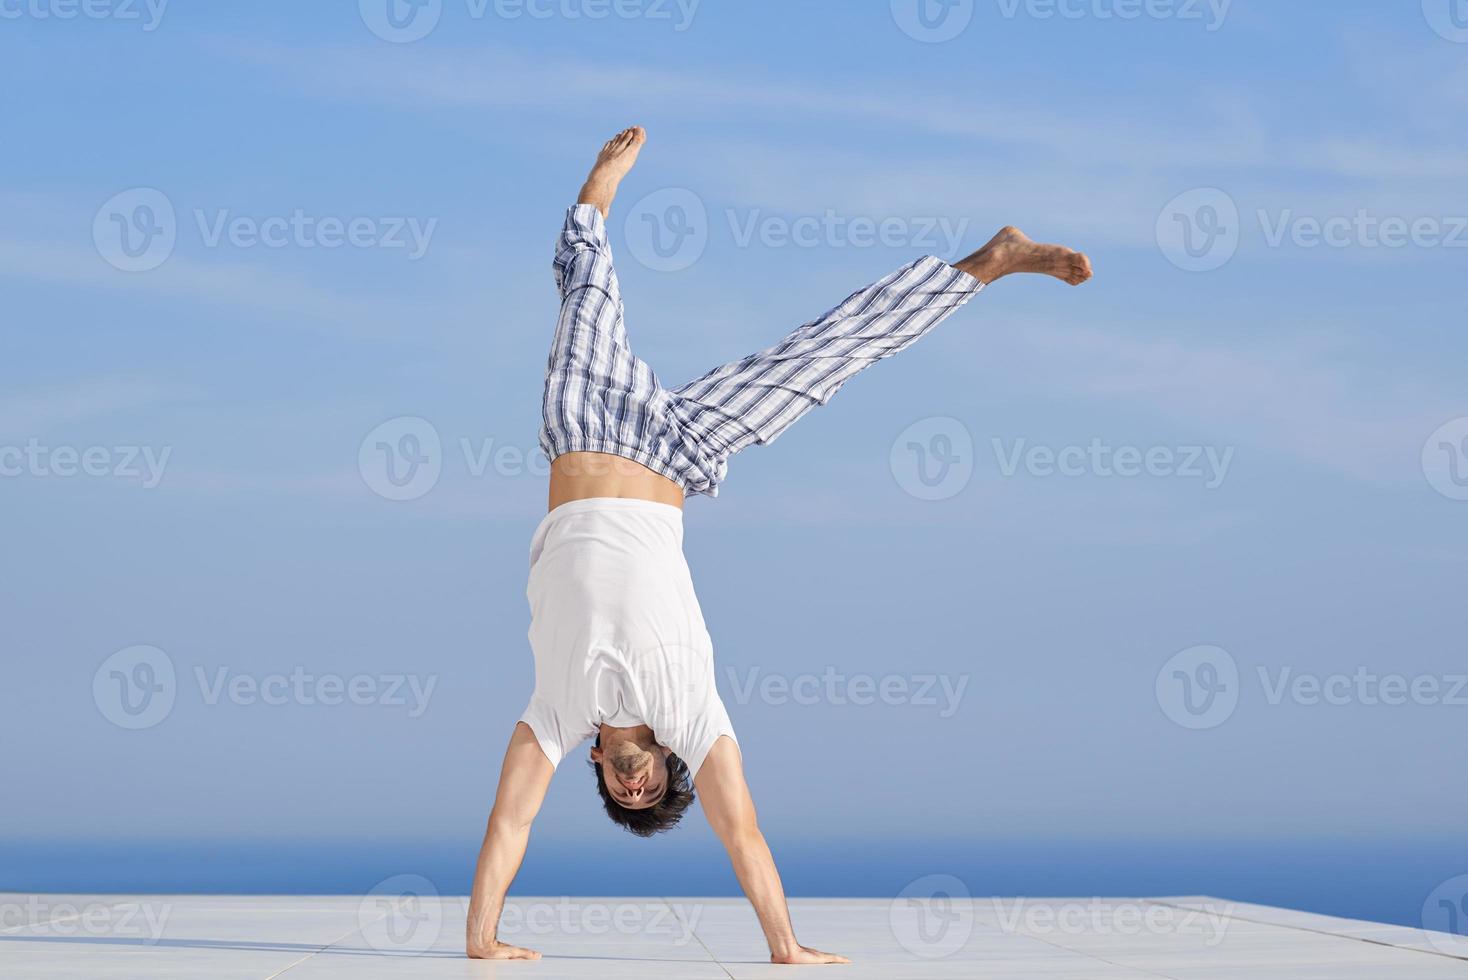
467, 939, 542, 960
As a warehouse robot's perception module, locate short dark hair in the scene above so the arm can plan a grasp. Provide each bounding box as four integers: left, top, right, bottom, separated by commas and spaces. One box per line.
588, 735, 695, 837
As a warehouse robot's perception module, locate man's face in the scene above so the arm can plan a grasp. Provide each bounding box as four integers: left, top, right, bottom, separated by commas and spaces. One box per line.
590, 738, 669, 810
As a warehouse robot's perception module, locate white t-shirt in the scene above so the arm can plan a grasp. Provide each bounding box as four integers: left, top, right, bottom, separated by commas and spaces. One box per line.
519, 497, 737, 777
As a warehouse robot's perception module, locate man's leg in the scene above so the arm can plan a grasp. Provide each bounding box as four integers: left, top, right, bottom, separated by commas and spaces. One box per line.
541, 128, 666, 466
668, 228, 1091, 470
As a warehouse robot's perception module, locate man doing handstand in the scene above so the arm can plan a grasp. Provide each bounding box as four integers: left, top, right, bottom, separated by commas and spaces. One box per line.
466, 126, 1092, 964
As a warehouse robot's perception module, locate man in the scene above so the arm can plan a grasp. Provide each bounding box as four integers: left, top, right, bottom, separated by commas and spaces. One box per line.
466, 126, 1092, 964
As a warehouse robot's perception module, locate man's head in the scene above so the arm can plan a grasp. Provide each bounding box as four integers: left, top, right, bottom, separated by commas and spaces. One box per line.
588, 726, 693, 837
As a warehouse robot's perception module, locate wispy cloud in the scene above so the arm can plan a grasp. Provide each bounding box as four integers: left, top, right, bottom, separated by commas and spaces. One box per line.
986, 318, 1454, 485
211, 38, 1467, 185
0, 379, 174, 442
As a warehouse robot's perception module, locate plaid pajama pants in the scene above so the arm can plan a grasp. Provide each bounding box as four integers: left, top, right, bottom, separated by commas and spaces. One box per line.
540, 204, 985, 497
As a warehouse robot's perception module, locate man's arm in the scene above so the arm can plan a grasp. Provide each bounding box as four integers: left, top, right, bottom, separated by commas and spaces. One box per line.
465, 721, 554, 960
695, 737, 850, 965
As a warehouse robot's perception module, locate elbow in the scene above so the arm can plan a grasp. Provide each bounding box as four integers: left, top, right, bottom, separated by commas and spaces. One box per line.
722, 824, 766, 856
487, 809, 534, 837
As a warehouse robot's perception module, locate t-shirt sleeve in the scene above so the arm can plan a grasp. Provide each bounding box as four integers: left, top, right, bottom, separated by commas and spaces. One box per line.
518, 695, 590, 770
666, 690, 739, 779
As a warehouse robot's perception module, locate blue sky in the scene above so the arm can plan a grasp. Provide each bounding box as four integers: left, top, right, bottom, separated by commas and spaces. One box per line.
3, 0, 1467, 927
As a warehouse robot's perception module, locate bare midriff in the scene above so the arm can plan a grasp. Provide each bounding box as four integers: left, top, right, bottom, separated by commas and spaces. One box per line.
548, 452, 685, 511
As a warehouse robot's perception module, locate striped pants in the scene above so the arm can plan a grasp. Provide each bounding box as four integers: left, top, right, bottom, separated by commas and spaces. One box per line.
540, 204, 984, 497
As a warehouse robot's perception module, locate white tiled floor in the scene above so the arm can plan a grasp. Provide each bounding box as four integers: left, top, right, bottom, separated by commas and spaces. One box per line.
2, 893, 1467, 979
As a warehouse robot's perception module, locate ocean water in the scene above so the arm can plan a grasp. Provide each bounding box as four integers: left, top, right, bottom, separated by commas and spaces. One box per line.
5, 837, 1464, 932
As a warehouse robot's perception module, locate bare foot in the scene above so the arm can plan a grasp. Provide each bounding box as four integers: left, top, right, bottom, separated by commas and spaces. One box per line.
956, 226, 1093, 286
578, 126, 647, 219
771, 946, 851, 965
467, 939, 541, 960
